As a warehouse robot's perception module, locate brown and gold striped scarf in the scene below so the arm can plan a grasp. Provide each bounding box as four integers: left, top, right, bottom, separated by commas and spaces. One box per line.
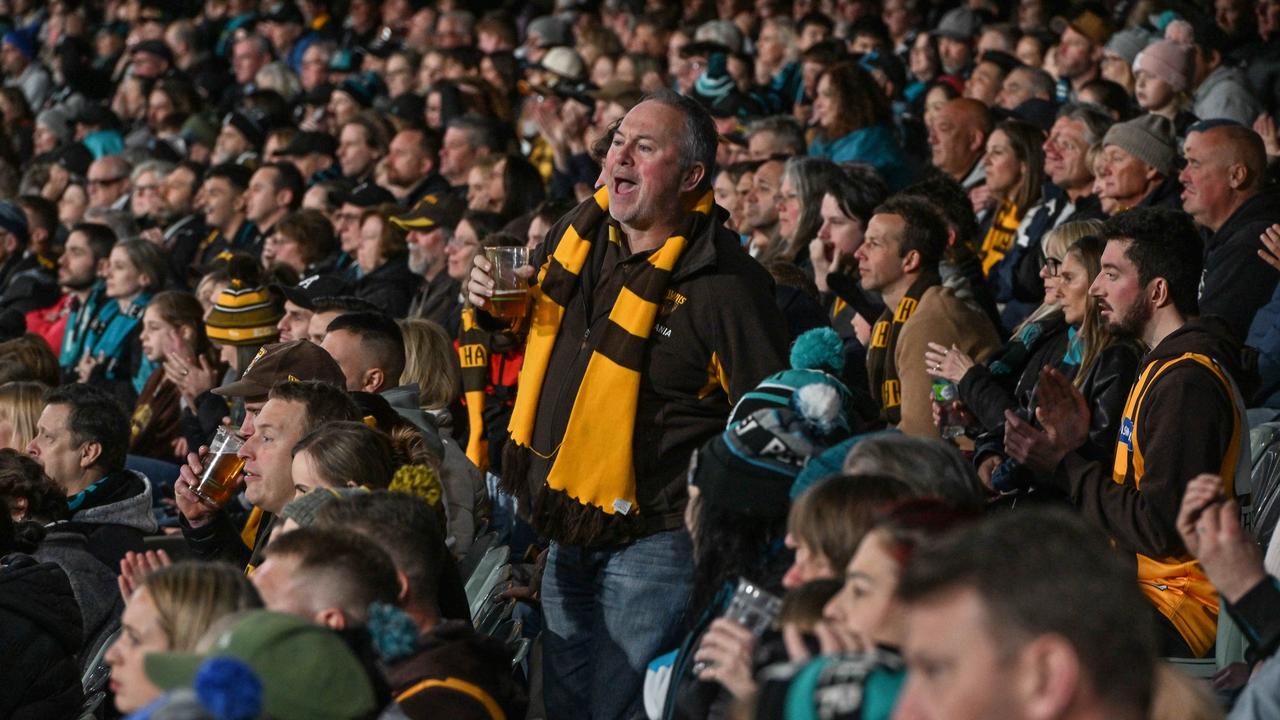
979, 200, 1021, 276
505, 185, 713, 539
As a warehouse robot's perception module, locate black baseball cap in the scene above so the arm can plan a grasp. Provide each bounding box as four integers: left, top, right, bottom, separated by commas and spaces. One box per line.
339, 182, 396, 208
276, 274, 352, 311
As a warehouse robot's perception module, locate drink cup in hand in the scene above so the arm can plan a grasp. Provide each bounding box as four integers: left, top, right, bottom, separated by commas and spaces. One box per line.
692, 578, 782, 674
485, 246, 531, 321
192, 427, 246, 509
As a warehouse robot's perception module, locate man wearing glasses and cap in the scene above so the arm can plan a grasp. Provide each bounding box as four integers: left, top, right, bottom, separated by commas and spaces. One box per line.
392, 193, 466, 327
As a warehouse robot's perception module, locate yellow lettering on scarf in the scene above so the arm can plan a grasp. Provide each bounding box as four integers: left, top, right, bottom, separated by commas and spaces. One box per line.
882, 379, 901, 408
894, 297, 918, 323
871, 321, 891, 349
459, 344, 487, 369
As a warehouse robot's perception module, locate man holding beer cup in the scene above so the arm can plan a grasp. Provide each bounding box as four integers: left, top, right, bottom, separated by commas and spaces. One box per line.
171, 340, 356, 571
467, 90, 789, 718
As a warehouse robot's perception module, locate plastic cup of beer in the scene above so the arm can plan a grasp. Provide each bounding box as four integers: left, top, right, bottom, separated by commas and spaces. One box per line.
485, 246, 531, 321
193, 426, 246, 509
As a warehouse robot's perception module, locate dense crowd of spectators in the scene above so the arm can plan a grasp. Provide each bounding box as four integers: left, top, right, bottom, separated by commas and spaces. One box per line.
1, 0, 1280, 718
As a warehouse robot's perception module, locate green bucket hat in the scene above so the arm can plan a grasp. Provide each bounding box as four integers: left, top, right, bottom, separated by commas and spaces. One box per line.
144, 610, 377, 720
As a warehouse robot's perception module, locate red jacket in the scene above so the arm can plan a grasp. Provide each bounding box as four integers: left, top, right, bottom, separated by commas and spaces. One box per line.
24, 293, 71, 356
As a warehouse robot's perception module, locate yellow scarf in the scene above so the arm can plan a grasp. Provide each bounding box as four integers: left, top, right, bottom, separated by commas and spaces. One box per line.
458, 307, 490, 469
979, 200, 1021, 276
505, 186, 713, 540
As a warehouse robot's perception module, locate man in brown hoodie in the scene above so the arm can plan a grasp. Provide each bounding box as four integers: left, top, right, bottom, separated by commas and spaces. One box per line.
1006, 207, 1250, 659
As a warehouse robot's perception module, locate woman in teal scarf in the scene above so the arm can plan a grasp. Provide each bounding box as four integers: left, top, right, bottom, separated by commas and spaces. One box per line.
75, 239, 167, 405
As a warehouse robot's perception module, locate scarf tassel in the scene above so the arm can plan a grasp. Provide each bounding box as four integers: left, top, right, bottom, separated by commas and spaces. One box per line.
501, 439, 647, 546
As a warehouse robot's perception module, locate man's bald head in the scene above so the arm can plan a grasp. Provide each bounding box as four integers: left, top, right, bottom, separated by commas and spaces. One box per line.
1201, 124, 1267, 188
1179, 123, 1268, 231
942, 98, 994, 137
92, 156, 132, 177
929, 99, 993, 180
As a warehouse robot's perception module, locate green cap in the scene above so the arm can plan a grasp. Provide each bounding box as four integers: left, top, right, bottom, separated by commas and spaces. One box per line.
144, 610, 377, 720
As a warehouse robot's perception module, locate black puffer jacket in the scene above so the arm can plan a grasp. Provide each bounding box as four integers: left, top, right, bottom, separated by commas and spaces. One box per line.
0, 554, 85, 720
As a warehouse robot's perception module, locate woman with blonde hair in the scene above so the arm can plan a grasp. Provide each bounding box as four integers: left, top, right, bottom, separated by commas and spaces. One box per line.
0, 381, 45, 451
105, 561, 262, 714
398, 318, 461, 419
935, 224, 1141, 492
926, 220, 1103, 437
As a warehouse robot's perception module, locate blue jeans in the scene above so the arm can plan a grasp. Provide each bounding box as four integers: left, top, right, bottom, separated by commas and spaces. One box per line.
541, 529, 694, 720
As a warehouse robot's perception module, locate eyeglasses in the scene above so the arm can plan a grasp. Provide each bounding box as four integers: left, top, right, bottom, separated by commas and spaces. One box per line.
88, 176, 126, 188
1042, 256, 1062, 276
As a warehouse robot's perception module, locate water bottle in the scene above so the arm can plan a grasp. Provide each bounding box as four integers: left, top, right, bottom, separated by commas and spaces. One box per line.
931, 379, 964, 440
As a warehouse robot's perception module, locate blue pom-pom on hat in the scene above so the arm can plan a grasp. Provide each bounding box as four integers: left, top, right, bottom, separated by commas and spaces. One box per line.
194, 657, 263, 720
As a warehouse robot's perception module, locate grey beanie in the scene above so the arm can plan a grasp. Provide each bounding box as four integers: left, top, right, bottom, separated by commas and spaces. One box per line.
36, 107, 73, 145
1105, 27, 1154, 65
527, 16, 572, 48
279, 486, 369, 527
1102, 114, 1177, 176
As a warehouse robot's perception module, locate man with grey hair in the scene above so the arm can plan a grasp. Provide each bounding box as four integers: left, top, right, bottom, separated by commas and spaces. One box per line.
223, 33, 273, 109
467, 90, 789, 719
843, 434, 986, 508
996, 65, 1056, 110
1027, 102, 1114, 235
746, 115, 807, 160
439, 115, 502, 190
129, 160, 175, 230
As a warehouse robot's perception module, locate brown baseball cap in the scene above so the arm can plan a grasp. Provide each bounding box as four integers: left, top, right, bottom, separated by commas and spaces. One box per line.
1051, 7, 1114, 46
213, 339, 347, 400
588, 81, 645, 110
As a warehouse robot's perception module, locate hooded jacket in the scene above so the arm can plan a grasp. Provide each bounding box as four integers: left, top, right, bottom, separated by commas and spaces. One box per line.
383, 384, 485, 557
34, 527, 124, 668
1044, 317, 1248, 657
1199, 189, 1280, 342
388, 621, 526, 720
1193, 65, 1262, 127
0, 554, 85, 720
66, 469, 159, 568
